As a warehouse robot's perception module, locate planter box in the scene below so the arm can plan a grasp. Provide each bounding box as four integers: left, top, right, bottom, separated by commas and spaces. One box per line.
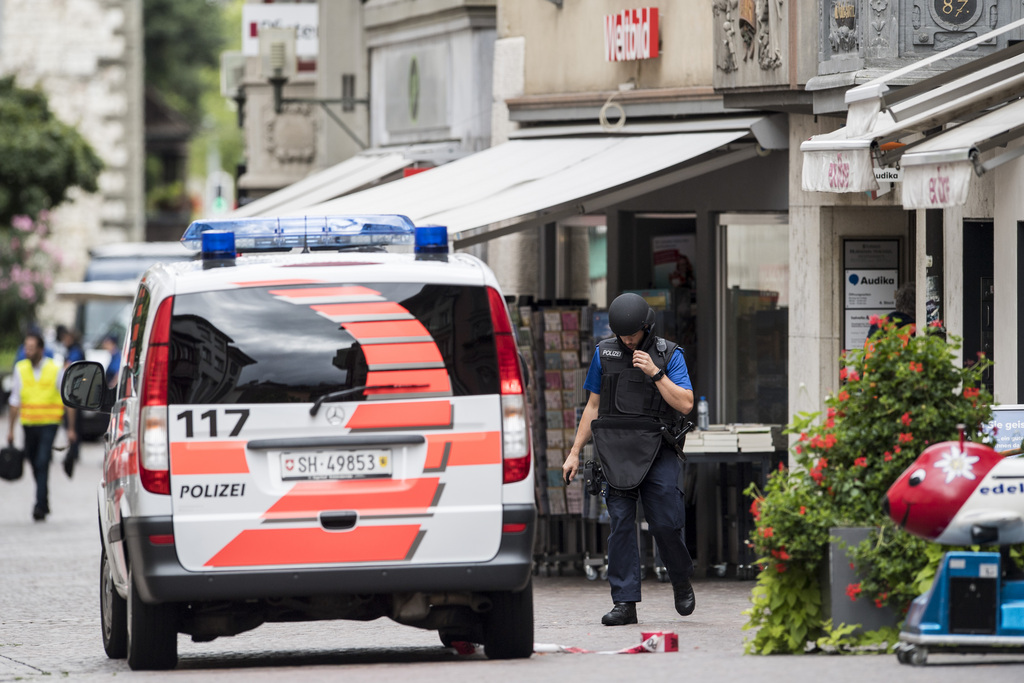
822, 527, 898, 634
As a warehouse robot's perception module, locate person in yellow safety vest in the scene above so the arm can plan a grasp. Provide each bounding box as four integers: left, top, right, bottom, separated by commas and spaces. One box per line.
7, 332, 76, 521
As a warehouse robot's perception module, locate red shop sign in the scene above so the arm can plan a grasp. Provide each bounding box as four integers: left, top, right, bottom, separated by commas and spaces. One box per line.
604, 7, 659, 62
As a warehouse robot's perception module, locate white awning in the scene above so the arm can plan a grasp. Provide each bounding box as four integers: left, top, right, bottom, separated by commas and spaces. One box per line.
228, 151, 412, 219
54, 280, 139, 302
800, 17, 1024, 197
901, 98, 1024, 209
289, 124, 775, 248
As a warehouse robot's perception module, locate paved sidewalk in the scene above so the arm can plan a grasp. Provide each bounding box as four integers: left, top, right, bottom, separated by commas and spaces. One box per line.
3, 417, 1024, 681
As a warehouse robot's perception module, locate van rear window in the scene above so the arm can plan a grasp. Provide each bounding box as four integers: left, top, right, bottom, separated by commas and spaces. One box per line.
166, 283, 500, 404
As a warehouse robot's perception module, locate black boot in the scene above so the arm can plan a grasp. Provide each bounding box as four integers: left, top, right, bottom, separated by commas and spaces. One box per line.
673, 579, 695, 616
601, 601, 637, 626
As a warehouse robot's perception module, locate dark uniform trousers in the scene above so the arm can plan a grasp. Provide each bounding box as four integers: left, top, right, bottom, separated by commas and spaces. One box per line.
605, 445, 693, 602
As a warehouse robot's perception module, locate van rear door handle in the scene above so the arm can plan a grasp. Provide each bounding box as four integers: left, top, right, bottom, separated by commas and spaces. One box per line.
320, 511, 358, 530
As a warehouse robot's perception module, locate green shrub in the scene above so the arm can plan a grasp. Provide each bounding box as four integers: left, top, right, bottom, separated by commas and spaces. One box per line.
743, 319, 997, 654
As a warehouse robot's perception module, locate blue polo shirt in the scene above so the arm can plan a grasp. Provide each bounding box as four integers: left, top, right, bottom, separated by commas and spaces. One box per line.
583, 342, 692, 394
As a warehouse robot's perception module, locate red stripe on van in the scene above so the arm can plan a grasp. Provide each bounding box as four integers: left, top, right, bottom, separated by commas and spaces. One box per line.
424, 432, 502, 470
170, 441, 250, 475
311, 302, 410, 318
364, 369, 451, 395
204, 525, 421, 567
265, 477, 441, 516
362, 342, 443, 366
346, 401, 452, 429
268, 285, 381, 299
343, 320, 433, 341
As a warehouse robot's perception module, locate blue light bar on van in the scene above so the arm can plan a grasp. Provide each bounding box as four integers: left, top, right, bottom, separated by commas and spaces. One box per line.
414, 225, 449, 254
201, 230, 235, 259
180, 215, 416, 251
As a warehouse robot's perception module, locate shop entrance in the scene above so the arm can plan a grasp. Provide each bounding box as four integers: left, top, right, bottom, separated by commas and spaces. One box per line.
717, 213, 789, 425
963, 220, 994, 394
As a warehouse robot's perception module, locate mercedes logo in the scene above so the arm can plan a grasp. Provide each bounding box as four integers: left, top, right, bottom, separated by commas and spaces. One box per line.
325, 405, 345, 425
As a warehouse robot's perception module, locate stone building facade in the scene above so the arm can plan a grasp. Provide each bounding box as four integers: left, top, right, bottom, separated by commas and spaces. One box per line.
0, 0, 145, 326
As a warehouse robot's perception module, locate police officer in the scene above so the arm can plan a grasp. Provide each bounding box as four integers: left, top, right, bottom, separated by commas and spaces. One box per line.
563, 293, 695, 625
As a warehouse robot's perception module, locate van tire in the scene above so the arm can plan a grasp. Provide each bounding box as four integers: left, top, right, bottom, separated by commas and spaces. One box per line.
100, 547, 127, 658
482, 580, 534, 659
126, 568, 178, 670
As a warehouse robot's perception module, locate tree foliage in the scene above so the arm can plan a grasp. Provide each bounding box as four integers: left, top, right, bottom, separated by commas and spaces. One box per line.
0, 77, 103, 226
144, 0, 226, 128
0, 78, 102, 345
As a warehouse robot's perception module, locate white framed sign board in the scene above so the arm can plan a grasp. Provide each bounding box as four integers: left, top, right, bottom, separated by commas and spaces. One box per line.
843, 240, 900, 350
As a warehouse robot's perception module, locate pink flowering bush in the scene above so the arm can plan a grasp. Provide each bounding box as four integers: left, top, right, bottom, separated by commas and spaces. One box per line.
743, 318, 994, 654
0, 212, 62, 345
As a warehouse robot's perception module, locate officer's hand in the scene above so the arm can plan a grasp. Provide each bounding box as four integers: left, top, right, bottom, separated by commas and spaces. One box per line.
563, 450, 579, 485
632, 349, 655, 377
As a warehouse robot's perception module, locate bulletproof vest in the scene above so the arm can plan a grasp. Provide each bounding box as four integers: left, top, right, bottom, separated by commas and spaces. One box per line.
597, 334, 679, 422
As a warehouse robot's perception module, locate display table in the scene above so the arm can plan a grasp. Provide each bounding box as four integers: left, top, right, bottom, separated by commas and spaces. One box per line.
684, 425, 786, 579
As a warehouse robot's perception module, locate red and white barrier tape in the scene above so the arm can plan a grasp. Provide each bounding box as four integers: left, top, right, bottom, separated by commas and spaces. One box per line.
452, 632, 678, 656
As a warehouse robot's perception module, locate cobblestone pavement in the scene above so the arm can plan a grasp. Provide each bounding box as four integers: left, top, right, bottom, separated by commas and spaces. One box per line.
2, 425, 1024, 681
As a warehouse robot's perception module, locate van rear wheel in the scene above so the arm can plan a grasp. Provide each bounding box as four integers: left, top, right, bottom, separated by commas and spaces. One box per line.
482, 580, 534, 659
100, 547, 127, 658
126, 569, 178, 670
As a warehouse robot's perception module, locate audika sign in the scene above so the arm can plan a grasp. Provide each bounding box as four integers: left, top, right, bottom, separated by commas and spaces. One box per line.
843, 239, 899, 350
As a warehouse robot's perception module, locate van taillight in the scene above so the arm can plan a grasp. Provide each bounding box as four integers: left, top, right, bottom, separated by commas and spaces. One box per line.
487, 287, 531, 484
139, 297, 173, 494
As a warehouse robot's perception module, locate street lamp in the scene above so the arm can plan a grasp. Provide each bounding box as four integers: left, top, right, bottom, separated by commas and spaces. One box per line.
258, 27, 369, 149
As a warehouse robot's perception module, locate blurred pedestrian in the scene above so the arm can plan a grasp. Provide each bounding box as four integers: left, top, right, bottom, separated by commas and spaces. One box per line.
7, 332, 76, 521
867, 281, 916, 338
13, 324, 54, 365
57, 325, 85, 365
101, 334, 121, 388
56, 325, 85, 477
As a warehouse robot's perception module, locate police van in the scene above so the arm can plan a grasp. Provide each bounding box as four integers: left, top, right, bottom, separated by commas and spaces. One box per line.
60, 215, 536, 670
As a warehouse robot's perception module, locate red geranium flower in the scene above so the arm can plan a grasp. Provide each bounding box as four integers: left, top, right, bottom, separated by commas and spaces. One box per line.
901, 412, 912, 426
964, 387, 980, 398
854, 456, 867, 467
899, 432, 914, 443
846, 582, 862, 601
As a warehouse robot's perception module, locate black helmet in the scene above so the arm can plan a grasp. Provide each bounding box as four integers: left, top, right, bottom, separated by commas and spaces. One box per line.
608, 293, 654, 337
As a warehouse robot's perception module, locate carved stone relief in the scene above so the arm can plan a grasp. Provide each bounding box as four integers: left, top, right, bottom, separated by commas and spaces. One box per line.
713, 0, 740, 72
713, 0, 783, 73
870, 0, 891, 48
829, 0, 860, 53
264, 102, 317, 167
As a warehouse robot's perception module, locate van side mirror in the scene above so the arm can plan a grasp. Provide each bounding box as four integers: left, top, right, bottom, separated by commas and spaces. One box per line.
61, 361, 115, 413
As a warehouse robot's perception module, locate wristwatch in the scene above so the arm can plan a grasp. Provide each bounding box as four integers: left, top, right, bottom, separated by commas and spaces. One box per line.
651, 368, 665, 382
